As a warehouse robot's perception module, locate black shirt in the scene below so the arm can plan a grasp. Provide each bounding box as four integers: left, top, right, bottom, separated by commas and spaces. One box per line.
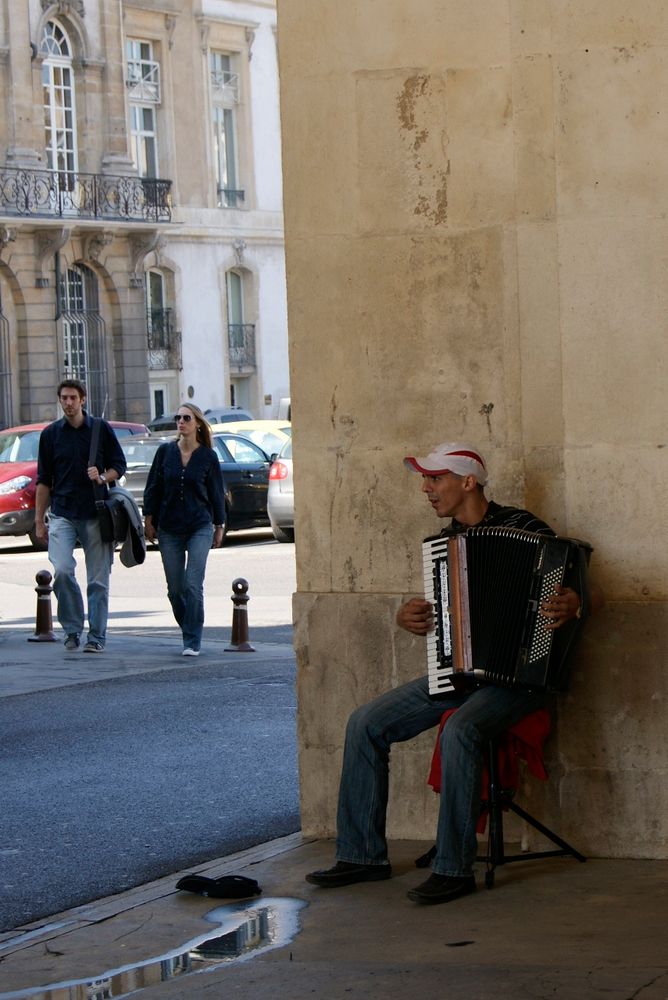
37, 413, 127, 520
449, 500, 555, 536
143, 441, 226, 535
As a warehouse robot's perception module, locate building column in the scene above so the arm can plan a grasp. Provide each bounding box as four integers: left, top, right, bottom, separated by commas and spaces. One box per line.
99, 0, 136, 176
4, 13, 42, 168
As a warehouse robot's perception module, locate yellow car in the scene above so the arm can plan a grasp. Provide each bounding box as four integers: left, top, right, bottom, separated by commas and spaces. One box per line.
208, 419, 291, 459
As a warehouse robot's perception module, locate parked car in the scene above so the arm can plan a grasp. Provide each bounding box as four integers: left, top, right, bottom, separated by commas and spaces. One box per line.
119, 431, 272, 543
267, 438, 294, 543
147, 406, 253, 433
204, 405, 253, 424
211, 419, 291, 459
0, 420, 149, 549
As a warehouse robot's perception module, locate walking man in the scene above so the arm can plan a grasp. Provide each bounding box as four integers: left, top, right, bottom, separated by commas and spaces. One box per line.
35, 380, 127, 652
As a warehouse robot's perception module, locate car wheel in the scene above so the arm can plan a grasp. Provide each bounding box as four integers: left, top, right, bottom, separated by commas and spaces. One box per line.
272, 524, 294, 543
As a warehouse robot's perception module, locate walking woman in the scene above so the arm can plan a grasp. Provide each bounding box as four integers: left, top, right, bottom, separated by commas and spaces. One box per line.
143, 404, 225, 656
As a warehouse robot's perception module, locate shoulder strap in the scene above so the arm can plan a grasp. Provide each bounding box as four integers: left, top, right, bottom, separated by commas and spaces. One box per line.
88, 417, 101, 467
88, 419, 108, 505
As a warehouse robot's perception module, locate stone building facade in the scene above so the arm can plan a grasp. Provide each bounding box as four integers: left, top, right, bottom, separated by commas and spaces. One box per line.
0, 0, 288, 426
278, 1, 668, 858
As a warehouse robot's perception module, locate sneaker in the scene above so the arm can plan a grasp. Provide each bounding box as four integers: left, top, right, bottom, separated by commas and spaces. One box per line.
305, 861, 392, 888
83, 641, 105, 654
407, 873, 476, 905
182, 648, 200, 657
64, 634, 80, 651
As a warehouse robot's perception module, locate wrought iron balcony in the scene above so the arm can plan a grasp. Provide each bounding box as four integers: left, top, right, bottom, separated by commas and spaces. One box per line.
147, 307, 181, 370
126, 58, 161, 104
228, 323, 256, 370
0, 167, 172, 223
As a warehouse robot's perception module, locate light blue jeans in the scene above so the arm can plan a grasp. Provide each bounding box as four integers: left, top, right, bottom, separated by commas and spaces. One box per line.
335, 677, 545, 876
158, 525, 214, 651
48, 514, 114, 646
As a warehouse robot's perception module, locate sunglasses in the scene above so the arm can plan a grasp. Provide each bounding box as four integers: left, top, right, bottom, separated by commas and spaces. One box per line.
175, 414, 193, 423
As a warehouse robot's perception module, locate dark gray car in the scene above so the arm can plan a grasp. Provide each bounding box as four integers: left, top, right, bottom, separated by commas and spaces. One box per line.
119, 433, 271, 542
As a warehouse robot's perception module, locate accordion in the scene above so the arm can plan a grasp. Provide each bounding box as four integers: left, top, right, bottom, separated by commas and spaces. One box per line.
422, 527, 592, 695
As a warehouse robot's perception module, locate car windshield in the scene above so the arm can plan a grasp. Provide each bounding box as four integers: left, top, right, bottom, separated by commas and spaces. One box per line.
0, 431, 41, 463
121, 442, 162, 467
214, 435, 268, 463
239, 429, 287, 455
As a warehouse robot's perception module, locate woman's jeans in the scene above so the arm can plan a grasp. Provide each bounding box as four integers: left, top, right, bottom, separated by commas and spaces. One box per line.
336, 676, 545, 876
158, 525, 214, 651
48, 514, 114, 646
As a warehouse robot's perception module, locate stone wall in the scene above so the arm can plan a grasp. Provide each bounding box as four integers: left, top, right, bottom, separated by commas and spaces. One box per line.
278, 0, 668, 858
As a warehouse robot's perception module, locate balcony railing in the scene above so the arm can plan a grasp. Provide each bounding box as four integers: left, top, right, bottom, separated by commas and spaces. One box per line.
147, 307, 181, 370
228, 323, 256, 370
211, 69, 240, 103
0, 167, 172, 223
126, 58, 161, 104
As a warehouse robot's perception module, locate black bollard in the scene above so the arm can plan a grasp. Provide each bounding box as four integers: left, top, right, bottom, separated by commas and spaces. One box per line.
224, 577, 255, 652
27, 569, 57, 643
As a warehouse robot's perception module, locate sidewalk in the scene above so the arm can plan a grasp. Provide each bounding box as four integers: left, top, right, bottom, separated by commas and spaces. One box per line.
1, 628, 668, 999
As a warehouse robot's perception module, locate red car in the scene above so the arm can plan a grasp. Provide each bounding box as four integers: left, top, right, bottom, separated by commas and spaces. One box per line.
0, 420, 148, 548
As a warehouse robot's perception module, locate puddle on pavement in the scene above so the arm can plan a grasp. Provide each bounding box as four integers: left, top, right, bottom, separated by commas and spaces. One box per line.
0, 896, 306, 1000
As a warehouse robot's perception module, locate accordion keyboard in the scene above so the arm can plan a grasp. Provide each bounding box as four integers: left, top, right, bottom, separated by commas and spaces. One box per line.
422, 536, 455, 695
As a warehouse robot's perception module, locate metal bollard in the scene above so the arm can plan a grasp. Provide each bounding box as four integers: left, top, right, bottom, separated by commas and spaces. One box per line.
27, 569, 57, 643
224, 577, 255, 652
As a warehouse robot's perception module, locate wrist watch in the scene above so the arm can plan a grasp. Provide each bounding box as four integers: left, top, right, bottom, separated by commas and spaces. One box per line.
100, 473, 107, 484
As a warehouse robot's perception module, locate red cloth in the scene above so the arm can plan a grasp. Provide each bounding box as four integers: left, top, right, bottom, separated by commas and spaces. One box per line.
427, 707, 552, 833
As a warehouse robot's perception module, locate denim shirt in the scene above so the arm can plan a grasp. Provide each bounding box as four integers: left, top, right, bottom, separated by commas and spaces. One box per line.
37, 413, 127, 520
143, 441, 225, 535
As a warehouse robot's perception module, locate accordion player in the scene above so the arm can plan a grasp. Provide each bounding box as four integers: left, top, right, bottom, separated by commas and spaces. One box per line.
423, 526, 593, 696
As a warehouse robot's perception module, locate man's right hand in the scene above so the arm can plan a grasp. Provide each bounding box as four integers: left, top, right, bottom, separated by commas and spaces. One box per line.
396, 597, 434, 636
35, 519, 48, 544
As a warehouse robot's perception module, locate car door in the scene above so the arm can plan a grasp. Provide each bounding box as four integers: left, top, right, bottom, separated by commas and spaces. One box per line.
213, 434, 271, 526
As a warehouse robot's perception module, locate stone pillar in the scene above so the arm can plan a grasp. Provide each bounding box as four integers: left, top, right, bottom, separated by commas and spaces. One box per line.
98, 0, 136, 176
4, 10, 42, 167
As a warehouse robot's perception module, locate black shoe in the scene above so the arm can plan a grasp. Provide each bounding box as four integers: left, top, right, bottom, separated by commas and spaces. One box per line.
83, 640, 105, 653
305, 861, 392, 888
407, 873, 476, 905
64, 634, 80, 651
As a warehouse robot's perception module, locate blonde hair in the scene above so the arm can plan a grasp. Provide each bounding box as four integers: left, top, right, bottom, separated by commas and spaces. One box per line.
176, 403, 212, 449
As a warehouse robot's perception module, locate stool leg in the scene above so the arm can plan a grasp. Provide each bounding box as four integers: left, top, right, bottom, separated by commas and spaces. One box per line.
484, 737, 505, 888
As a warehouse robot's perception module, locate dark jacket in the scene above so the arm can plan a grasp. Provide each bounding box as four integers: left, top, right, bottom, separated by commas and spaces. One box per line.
143, 441, 225, 535
37, 412, 127, 520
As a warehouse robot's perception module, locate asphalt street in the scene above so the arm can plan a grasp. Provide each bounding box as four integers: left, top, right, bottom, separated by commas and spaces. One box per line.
0, 531, 300, 932
1, 643, 299, 931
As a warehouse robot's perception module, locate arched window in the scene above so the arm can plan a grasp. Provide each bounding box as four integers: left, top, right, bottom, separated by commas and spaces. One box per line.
41, 21, 78, 176
59, 264, 107, 414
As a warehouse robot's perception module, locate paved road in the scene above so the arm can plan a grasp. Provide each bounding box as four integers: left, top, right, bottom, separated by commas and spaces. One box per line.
0, 531, 300, 931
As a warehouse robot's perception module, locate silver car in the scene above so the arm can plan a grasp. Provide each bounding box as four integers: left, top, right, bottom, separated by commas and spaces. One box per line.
267, 438, 294, 543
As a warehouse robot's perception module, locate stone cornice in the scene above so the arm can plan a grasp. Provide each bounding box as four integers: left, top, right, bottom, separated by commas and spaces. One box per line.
41, 0, 85, 16
122, 1, 181, 16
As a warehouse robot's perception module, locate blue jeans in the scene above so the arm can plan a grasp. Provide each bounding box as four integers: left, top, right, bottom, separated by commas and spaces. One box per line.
158, 525, 214, 651
336, 677, 545, 876
48, 514, 114, 646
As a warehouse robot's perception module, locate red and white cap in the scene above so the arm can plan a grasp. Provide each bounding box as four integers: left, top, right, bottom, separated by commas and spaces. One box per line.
404, 442, 488, 485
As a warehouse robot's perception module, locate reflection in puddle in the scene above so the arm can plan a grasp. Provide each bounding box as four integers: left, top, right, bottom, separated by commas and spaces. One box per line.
0, 896, 306, 1000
